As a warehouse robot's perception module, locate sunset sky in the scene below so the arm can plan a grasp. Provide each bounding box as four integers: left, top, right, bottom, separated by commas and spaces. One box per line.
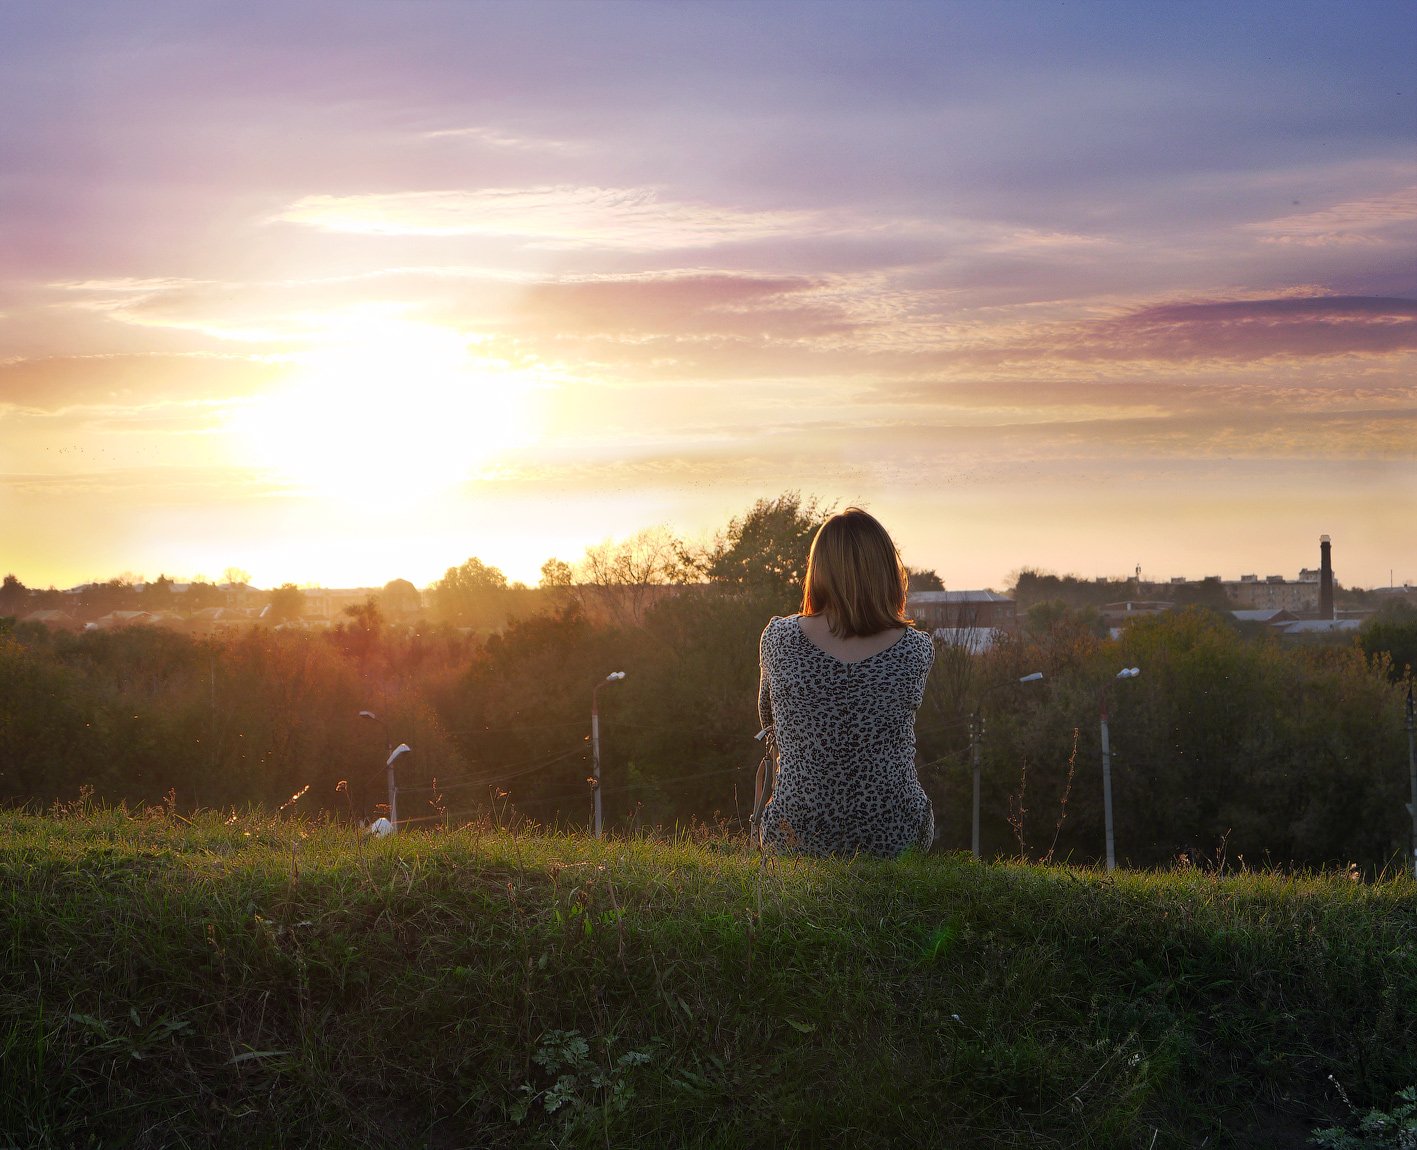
2, 0, 1414, 593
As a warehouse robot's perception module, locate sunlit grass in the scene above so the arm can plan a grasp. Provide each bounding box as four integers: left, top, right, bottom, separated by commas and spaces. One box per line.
2, 801, 1414, 1148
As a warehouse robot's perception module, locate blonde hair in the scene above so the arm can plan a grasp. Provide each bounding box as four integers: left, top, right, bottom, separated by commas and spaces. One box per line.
800, 507, 911, 638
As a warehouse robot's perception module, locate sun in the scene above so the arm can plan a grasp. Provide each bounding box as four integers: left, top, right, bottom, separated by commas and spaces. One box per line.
233, 313, 537, 506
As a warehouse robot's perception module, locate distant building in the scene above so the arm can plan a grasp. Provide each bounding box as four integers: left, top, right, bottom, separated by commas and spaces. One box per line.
1148, 536, 1341, 618
930, 627, 1009, 653
1278, 619, 1361, 637
907, 590, 1016, 631
1230, 609, 1299, 626
1221, 578, 1320, 613
1101, 601, 1173, 629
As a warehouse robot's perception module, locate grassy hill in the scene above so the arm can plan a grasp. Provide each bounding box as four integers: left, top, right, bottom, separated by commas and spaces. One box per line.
2, 803, 1414, 1149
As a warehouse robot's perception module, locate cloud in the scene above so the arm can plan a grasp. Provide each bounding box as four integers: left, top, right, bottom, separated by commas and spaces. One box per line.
1249, 185, 1417, 247
273, 185, 816, 250
0, 465, 288, 500
515, 272, 861, 340
1099, 296, 1417, 361
418, 126, 584, 154
0, 353, 282, 411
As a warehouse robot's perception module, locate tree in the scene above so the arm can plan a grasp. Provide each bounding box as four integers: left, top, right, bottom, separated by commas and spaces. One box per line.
539, 558, 575, 589
266, 583, 305, 624
142, 574, 176, 613
185, 580, 224, 610
1360, 600, 1417, 682
431, 557, 509, 627
79, 578, 139, 618
380, 579, 422, 621
1169, 576, 1232, 613
1011, 568, 1134, 611
577, 527, 694, 627
702, 493, 828, 610
908, 567, 944, 591
0, 574, 28, 617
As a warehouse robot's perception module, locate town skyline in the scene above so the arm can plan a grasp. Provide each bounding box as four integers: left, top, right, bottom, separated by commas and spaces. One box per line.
4, 528, 1406, 599
2, 2, 1414, 593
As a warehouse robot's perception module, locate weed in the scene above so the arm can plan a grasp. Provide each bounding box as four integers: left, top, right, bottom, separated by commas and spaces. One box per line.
510, 1028, 657, 1143
1312, 1081, 1417, 1149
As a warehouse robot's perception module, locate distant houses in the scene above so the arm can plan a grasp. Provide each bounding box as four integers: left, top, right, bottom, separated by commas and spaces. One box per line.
907, 590, 1017, 652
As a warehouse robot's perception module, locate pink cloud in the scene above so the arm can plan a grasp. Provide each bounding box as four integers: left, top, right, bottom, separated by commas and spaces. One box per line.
1101, 296, 1417, 360
514, 273, 858, 339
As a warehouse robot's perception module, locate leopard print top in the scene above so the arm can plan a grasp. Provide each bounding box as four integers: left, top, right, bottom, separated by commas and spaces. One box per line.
757, 614, 935, 859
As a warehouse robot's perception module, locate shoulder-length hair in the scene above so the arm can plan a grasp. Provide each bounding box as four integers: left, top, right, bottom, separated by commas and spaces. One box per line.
800, 507, 911, 637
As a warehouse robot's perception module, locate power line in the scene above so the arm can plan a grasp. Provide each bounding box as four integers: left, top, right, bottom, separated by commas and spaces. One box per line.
399, 744, 588, 795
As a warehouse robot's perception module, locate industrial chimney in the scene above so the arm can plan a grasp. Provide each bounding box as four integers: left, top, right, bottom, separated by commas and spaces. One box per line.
1319, 535, 1334, 620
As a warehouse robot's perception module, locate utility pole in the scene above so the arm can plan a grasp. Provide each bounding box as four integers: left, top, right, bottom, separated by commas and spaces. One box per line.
1100, 667, 1141, 873
1406, 683, 1415, 881
359, 709, 409, 832
970, 710, 983, 860
1100, 695, 1116, 873
591, 672, 626, 839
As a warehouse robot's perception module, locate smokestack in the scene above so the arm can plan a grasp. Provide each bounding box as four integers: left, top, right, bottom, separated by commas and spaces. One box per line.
1319, 535, 1334, 620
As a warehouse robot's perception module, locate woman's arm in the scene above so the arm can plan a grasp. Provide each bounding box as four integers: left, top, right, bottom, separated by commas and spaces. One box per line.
757, 621, 775, 731
751, 622, 777, 836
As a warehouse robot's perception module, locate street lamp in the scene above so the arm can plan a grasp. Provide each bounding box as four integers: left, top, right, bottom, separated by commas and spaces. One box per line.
591, 671, 626, 839
359, 709, 410, 832
1405, 682, 1415, 881
969, 672, 1044, 859
1100, 667, 1141, 872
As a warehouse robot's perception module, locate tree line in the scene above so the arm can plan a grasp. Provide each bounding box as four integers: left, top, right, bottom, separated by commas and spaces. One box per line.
3, 493, 1415, 870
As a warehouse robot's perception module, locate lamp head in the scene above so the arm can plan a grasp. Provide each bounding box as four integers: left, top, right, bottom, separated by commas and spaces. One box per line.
386, 743, 411, 766
607, 671, 626, 681
358, 710, 378, 720
1018, 672, 1044, 683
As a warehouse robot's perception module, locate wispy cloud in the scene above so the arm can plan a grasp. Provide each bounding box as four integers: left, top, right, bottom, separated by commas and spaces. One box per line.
273, 186, 816, 250
1099, 296, 1417, 361
515, 272, 860, 340
0, 353, 281, 411
419, 125, 584, 154
1249, 184, 1417, 247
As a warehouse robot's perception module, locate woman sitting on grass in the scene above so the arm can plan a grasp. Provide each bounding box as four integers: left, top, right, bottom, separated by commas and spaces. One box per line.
753, 507, 935, 859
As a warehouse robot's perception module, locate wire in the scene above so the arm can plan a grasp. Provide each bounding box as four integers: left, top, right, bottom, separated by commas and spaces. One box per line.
473, 761, 750, 808
445, 719, 589, 735
398, 745, 588, 795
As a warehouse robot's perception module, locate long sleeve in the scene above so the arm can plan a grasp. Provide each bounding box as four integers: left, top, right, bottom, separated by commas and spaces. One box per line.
757, 624, 774, 732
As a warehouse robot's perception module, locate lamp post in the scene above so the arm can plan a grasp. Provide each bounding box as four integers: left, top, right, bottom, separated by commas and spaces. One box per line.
359, 709, 410, 832
1100, 667, 1141, 872
591, 672, 626, 839
1406, 683, 1415, 881
969, 672, 1044, 859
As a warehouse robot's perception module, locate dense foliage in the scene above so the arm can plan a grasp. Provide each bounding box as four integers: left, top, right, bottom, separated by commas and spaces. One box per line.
1, 493, 1413, 870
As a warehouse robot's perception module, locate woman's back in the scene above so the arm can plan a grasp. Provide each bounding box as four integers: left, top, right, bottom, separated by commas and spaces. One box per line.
757, 613, 934, 858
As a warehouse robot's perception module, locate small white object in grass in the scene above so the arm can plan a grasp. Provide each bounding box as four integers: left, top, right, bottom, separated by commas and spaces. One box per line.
368, 817, 394, 837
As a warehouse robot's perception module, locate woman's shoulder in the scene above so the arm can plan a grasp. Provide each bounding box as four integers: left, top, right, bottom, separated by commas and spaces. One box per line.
901, 625, 935, 657
759, 614, 800, 647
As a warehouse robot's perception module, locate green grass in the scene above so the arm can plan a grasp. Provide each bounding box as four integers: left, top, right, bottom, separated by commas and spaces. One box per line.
2, 803, 1414, 1149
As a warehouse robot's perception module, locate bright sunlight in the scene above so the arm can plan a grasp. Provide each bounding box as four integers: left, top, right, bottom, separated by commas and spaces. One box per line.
229, 312, 539, 506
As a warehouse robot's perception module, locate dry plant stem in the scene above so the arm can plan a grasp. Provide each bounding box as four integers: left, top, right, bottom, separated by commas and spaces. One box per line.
1042, 727, 1080, 867
605, 865, 628, 969
1008, 758, 1030, 861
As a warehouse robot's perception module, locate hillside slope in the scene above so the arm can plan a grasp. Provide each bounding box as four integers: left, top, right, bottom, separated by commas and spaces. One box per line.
2, 807, 1414, 1148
